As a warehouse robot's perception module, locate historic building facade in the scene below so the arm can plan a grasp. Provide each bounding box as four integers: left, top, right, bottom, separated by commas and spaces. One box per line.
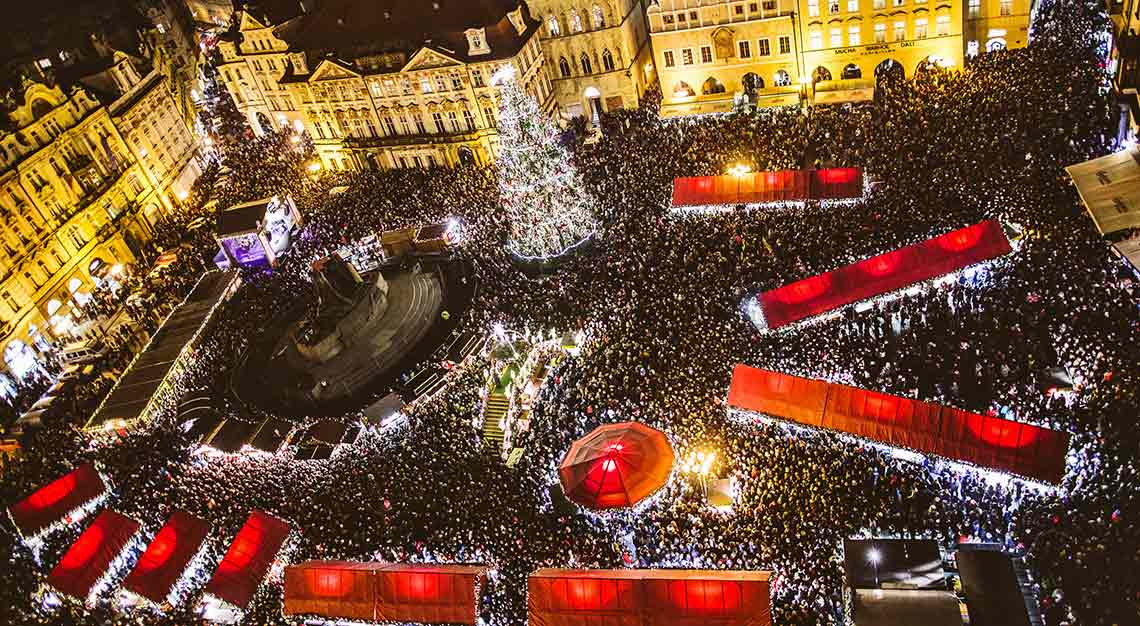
216, 0, 554, 171
647, 0, 802, 116
648, 0, 966, 116
0, 80, 161, 382
526, 0, 656, 120
963, 0, 1035, 56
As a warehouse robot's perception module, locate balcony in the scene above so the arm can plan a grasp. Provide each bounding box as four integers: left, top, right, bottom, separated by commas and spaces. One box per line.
341, 128, 485, 149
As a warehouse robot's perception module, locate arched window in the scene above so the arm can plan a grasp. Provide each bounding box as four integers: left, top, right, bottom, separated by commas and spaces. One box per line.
673, 81, 695, 98
46, 299, 63, 316
743, 73, 763, 92
812, 66, 832, 83
547, 14, 561, 36
591, 4, 606, 28
774, 70, 791, 86
559, 56, 572, 77
986, 37, 1006, 51
602, 49, 615, 72
569, 10, 583, 33
580, 53, 593, 74
701, 77, 726, 95
842, 63, 862, 79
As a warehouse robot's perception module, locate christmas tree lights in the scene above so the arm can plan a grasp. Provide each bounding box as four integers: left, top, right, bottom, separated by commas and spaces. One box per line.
493, 66, 598, 260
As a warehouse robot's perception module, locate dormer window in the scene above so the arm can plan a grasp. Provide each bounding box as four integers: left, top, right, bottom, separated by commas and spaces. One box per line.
508, 6, 527, 34
465, 28, 491, 55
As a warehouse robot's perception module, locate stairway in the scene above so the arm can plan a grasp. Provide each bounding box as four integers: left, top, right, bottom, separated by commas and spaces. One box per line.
1011, 556, 1045, 626
482, 393, 508, 446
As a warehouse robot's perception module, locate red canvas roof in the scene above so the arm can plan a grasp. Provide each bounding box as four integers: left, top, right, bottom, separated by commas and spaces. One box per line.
726, 365, 1070, 483
529, 569, 772, 626
204, 510, 291, 610
47, 510, 140, 602
7, 463, 108, 538
122, 511, 211, 605
671, 168, 862, 208
284, 561, 488, 624
758, 220, 1012, 329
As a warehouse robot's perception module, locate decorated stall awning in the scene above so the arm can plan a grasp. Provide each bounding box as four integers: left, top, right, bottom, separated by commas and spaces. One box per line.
204, 510, 291, 610
1064, 148, 1140, 234
7, 462, 108, 539
529, 568, 772, 626
47, 510, 140, 602
756, 220, 1012, 330
726, 365, 1070, 483
122, 511, 211, 605
671, 168, 863, 209
284, 561, 488, 624
559, 422, 674, 510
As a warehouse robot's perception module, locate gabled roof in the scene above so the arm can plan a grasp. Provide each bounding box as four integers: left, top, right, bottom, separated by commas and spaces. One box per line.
402, 47, 464, 73
275, 0, 537, 66
307, 57, 361, 81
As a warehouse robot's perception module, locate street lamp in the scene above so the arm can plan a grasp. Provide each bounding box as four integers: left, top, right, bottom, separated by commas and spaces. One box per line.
727, 164, 751, 205
868, 547, 882, 587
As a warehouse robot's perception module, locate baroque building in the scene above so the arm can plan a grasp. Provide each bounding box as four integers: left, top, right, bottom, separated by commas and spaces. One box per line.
216, 0, 553, 170
526, 0, 656, 120
0, 40, 202, 385
648, 0, 970, 116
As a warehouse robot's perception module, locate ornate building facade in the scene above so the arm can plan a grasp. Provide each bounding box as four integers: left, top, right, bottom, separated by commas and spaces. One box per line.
648, 0, 967, 116
526, 0, 656, 120
0, 50, 202, 384
963, 0, 1035, 56
216, 0, 553, 171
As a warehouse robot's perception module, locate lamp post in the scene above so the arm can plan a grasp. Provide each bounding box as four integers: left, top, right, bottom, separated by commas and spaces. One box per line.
868, 547, 882, 588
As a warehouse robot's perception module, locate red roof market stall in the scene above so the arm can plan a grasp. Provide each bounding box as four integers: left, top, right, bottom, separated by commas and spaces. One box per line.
757, 220, 1012, 330
121, 511, 211, 605
559, 422, 675, 510
528, 569, 772, 626
284, 562, 488, 624
7, 462, 108, 539
46, 510, 140, 603
203, 510, 291, 611
726, 365, 1070, 483
671, 168, 862, 208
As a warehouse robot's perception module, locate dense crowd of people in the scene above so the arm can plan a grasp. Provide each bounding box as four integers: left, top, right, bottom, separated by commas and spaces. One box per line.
1, 0, 1138, 625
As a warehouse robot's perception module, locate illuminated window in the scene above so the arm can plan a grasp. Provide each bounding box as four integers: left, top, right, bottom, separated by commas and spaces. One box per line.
968, 0, 980, 16
849, 25, 861, 45
831, 28, 842, 46
874, 22, 886, 42
893, 20, 905, 40
915, 17, 927, 38
937, 14, 950, 34
810, 31, 823, 48
547, 15, 560, 35
808, 0, 820, 15
682, 48, 694, 65
1000, 0, 1012, 14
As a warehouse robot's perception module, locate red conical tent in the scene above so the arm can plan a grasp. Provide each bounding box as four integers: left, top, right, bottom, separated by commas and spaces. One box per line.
559, 422, 674, 509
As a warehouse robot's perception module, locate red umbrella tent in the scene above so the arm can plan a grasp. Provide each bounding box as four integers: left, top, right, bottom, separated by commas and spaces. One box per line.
559, 422, 674, 509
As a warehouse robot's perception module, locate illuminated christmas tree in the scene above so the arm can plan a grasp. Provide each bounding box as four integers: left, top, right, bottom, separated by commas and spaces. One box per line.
494, 66, 597, 260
